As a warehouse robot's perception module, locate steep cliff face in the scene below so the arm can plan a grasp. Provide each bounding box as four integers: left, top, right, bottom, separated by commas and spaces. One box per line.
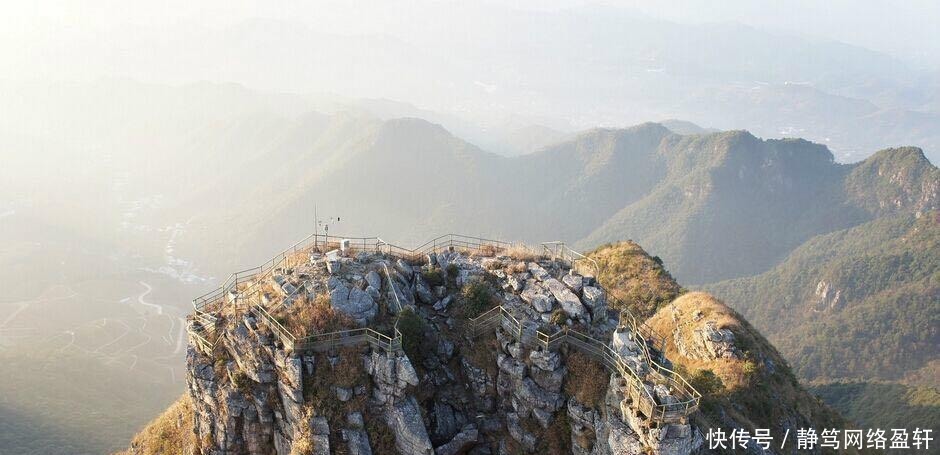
843, 147, 939, 217
590, 243, 856, 455
125, 239, 858, 455
123, 240, 718, 455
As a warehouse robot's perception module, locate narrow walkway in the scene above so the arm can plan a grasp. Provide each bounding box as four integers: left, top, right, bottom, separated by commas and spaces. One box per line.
467, 304, 700, 424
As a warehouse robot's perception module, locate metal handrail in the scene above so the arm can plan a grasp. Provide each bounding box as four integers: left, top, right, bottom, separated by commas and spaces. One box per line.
250, 303, 296, 348
381, 262, 405, 314
537, 242, 666, 364
412, 234, 511, 257
540, 241, 600, 278
190, 245, 414, 356
380, 261, 405, 351
466, 304, 700, 423
192, 233, 512, 315
609, 296, 666, 364
186, 230, 699, 421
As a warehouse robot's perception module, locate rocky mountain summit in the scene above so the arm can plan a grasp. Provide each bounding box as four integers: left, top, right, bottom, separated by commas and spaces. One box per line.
123, 236, 853, 455
122, 236, 713, 455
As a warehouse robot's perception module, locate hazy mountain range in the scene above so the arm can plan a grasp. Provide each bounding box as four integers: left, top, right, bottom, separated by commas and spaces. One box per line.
8, 3, 940, 162
3, 3, 940, 452
166, 110, 937, 286
0, 79, 937, 453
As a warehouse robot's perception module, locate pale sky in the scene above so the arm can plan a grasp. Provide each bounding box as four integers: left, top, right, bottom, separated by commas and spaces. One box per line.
4, 0, 939, 74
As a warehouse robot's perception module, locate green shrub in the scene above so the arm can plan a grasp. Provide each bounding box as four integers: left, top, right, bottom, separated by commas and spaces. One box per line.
688, 369, 725, 396
422, 268, 444, 287
459, 281, 494, 318
742, 359, 760, 382
397, 308, 427, 364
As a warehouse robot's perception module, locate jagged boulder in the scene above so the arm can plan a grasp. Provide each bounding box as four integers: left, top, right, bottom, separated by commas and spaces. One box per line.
562, 273, 584, 293
527, 262, 551, 281
415, 276, 436, 304
567, 399, 597, 454
529, 366, 565, 393
520, 282, 555, 313
507, 412, 538, 451
397, 355, 420, 386
582, 286, 606, 310
225, 323, 275, 383
433, 295, 453, 312
274, 350, 303, 389
306, 415, 331, 455
277, 378, 304, 431
395, 259, 414, 280
435, 424, 478, 455
497, 353, 527, 379
516, 377, 565, 412
681, 321, 741, 360
607, 416, 643, 455
387, 397, 434, 455
611, 328, 644, 361
430, 400, 463, 444
645, 424, 701, 455
329, 282, 378, 325
367, 351, 419, 404
528, 350, 561, 371
365, 270, 383, 290
544, 278, 589, 320
461, 358, 494, 402
343, 412, 373, 455
507, 274, 525, 292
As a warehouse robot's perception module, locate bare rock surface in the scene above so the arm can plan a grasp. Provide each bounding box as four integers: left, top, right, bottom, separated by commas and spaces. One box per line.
182, 247, 706, 455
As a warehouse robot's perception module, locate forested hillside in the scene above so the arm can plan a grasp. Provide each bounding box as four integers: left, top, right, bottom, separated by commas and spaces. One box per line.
706, 213, 939, 384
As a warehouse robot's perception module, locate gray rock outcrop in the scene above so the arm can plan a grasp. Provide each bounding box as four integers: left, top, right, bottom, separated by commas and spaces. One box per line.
329, 281, 378, 325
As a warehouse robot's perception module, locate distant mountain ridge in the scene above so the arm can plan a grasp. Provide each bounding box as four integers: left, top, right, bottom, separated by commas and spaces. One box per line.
174, 116, 937, 288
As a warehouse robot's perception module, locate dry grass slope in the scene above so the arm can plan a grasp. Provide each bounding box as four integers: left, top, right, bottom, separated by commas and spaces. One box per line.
587, 241, 683, 318
563, 351, 609, 408
115, 395, 196, 455
647, 292, 853, 449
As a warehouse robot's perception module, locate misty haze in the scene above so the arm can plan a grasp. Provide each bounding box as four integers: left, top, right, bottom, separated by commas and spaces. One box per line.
0, 2, 937, 454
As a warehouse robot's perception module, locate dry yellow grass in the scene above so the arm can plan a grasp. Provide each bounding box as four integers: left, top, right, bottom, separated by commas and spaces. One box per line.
477, 243, 499, 257
116, 395, 196, 455
504, 244, 541, 261
647, 292, 758, 391
564, 351, 610, 407
587, 241, 682, 319
289, 407, 317, 455
281, 293, 356, 339
646, 292, 853, 437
